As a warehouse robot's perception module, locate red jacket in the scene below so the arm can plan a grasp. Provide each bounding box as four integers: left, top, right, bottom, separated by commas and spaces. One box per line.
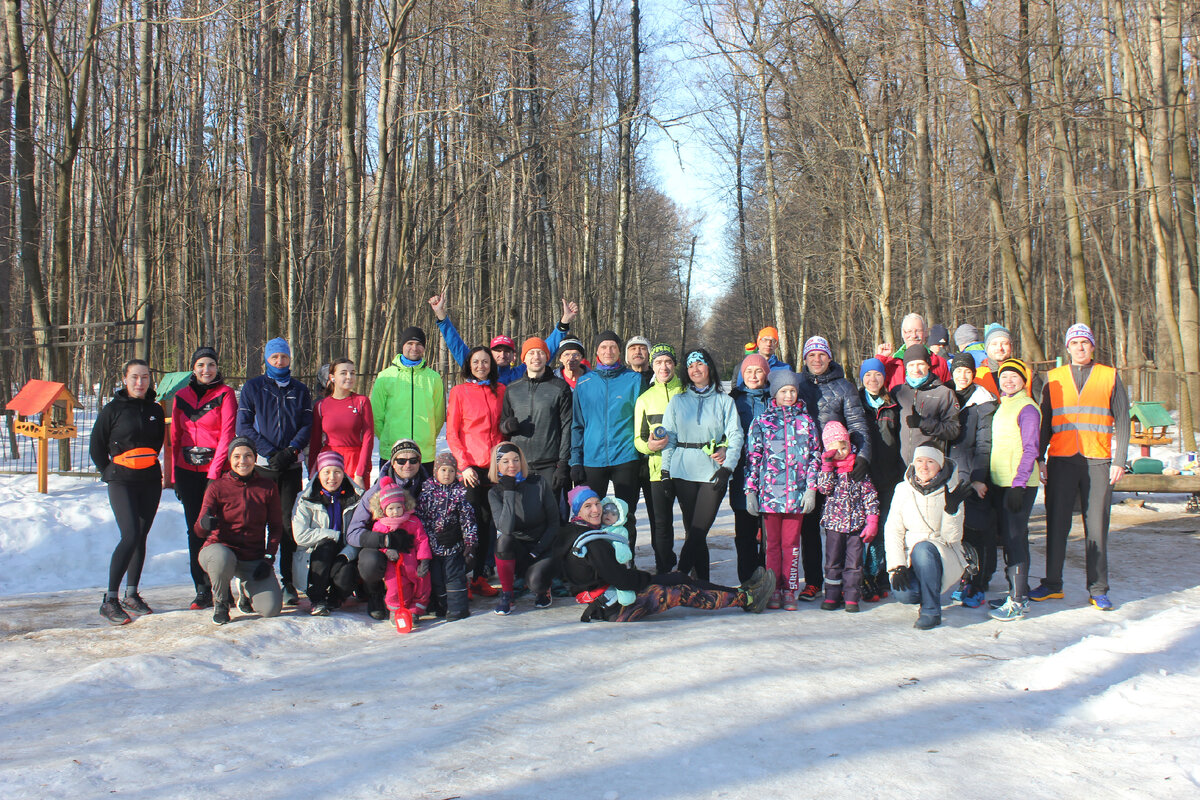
172, 380, 238, 480
447, 381, 506, 470
194, 470, 283, 561
309, 393, 375, 481
880, 351, 951, 390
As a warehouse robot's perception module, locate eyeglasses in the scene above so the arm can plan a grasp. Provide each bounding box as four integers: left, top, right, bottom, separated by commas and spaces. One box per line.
392, 456, 420, 466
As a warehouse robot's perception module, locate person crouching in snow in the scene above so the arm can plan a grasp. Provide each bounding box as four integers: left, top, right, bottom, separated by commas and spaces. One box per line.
487, 442, 559, 615
368, 477, 431, 627
743, 368, 821, 610
816, 421, 879, 613
291, 450, 362, 616
562, 487, 776, 621
415, 451, 478, 620
884, 445, 968, 630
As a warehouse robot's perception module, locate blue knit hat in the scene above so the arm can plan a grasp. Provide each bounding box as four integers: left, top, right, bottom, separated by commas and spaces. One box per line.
264, 337, 291, 361
568, 486, 599, 519
859, 357, 886, 381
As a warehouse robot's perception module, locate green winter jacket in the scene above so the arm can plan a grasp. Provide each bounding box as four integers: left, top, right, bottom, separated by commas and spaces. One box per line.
369, 354, 446, 461
634, 375, 683, 481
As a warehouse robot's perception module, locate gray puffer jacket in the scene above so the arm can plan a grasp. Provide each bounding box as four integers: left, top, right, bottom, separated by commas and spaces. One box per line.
893, 374, 961, 465
798, 361, 872, 465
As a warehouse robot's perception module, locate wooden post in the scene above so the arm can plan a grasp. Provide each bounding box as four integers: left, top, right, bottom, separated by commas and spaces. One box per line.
36, 433, 47, 493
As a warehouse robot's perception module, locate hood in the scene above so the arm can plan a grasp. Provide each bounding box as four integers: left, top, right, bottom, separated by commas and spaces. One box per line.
959, 384, 996, 409
304, 474, 360, 503
905, 458, 959, 496
599, 496, 629, 529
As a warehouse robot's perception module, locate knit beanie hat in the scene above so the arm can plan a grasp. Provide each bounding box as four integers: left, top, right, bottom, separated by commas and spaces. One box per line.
950, 352, 977, 376
1064, 323, 1095, 348
191, 346, 218, 368
626, 335, 651, 353
377, 476, 407, 509
768, 369, 802, 398
997, 358, 1031, 386
859, 357, 886, 381
743, 342, 757, 354
802, 336, 833, 359
740, 353, 769, 379
314, 450, 345, 473
650, 343, 677, 364
593, 330, 623, 353
434, 451, 458, 471
954, 323, 982, 350
984, 323, 1012, 350
228, 436, 257, 458
758, 326, 780, 341
822, 421, 850, 450
929, 324, 950, 347
568, 485, 600, 519
390, 438, 422, 460
555, 338, 586, 359
912, 445, 945, 467
400, 326, 427, 347
903, 344, 931, 365
520, 337, 549, 362
264, 338, 290, 361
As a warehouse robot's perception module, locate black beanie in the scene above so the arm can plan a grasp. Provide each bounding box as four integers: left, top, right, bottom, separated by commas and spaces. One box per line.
400, 326, 427, 347
593, 330, 622, 353
190, 346, 218, 368
902, 344, 931, 366
950, 353, 976, 376
228, 436, 257, 458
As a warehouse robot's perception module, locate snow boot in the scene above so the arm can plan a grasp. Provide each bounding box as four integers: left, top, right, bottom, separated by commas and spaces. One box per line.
782, 590, 799, 611
739, 567, 776, 613
767, 591, 783, 610
844, 601, 860, 613
366, 585, 388, 620
471, 575, 500, 598
100, 595, 131, 626
212, 602, 231, 626
121, 592, 152, 616
913, 613, 941, 630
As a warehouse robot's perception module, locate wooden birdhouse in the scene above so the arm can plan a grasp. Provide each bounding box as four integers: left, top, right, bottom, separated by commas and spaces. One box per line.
1129, 401, 1174, 457
5, 380, 83, 493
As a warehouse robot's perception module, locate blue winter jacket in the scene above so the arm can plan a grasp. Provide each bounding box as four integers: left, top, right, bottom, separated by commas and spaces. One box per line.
436, 316, 568, 385
236, 374, 313, 458
660, 386, 744, 483
571, 365, 643, 468
728, 385, 771, 511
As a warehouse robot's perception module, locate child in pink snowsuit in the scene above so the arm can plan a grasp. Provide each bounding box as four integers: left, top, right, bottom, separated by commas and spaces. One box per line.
816, 420, 879, 613
368, 477, 432, 619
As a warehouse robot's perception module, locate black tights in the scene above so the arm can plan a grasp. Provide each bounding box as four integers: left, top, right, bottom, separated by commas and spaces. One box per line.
174, 468, 211, 591
107, 482, 162, 594
673, 474, 729, 582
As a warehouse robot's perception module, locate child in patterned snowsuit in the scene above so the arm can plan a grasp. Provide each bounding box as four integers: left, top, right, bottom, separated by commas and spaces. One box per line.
743, 369, 822, 610
816, 420, 879, 612
415, 451, 478, 620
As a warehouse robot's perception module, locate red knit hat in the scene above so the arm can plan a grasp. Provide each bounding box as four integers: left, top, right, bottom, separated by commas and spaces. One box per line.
520, 337, 550, 363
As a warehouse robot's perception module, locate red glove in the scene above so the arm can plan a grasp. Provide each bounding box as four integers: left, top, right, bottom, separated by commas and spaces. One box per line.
860, 514, 879, 542
575, 585, 610, 604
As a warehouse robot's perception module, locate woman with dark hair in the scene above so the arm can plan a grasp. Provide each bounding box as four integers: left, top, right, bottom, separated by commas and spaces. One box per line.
90, 359, 166, 625
487, 442, 558, 615
171, 347, 237, 610
309, 358, 375, 488
660, 348, 743, 581
447, 345, 506, 597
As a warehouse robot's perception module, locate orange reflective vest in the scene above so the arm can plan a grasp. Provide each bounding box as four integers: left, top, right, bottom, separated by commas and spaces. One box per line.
1045, 364, 1116, 459
112, 447, 160, 469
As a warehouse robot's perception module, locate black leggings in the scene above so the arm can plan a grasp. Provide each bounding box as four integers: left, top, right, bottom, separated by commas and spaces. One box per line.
733, 508, 764, 583
307, 539, 357, 603
174, 468, 211, 591
107, 482, 162, 594
465, 473, 495, 580
673, 474, 729, 582
257, 466, 302, 587
649, 479, 678, 573
585, 460, 641, 548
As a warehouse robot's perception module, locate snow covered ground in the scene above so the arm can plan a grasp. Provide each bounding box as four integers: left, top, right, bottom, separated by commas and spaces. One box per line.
2, 473, 1199, 799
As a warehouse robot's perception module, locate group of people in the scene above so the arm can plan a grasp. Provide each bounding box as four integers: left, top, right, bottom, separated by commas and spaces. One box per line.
89, 299, 1129, 633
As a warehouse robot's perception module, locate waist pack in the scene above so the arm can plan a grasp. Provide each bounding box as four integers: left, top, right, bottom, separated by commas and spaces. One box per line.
183, 446, 216, 467
113, 448, 159, 469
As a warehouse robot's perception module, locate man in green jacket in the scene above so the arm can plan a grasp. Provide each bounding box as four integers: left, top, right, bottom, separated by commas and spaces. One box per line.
370, 326, 446, 473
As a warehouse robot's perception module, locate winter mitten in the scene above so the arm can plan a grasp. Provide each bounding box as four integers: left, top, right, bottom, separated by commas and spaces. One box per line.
800, 488, 818, 516
1005, 486, 1026, 514
850, 454, 870, 481
498, 475, 518, 491
385, 549, 400, 562
918, 416, 940, 436
199, 512, 219, 531
553, 461, 570, 491
821, 449, 838, 471
386, 530, 415, 553
417, 559, 431, 578
571, 464, 586, 485
860, 514, 879, 542
906, 409, 922, 429
252, 556, 274, 581
745, 493, 760, 517
499, 416, 520, 436
889, 565, 911, 593
944, 485, 965, 515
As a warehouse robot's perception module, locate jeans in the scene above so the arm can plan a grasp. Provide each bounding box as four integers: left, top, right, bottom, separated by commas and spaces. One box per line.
891, 540, 944, 616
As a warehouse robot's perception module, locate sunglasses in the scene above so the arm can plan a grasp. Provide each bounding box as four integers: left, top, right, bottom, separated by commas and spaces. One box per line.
392, 456, 421, 466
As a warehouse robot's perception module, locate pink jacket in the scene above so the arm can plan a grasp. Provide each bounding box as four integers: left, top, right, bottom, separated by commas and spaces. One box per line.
172, 381, 238, 480
372, 514, 432, 561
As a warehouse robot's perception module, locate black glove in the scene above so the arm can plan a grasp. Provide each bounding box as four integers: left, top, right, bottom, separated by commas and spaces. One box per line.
714, 466, 732, 483
267, 447, 298, 472
497, 474, 518, 491
252, 556, 274, 581
553, 461, 570, 491
464, 551, 476, 573
199, 512, 219, 531
499, 416, 520, 436
918, 416, 940, 436
386, 530, 415, 553
1005, 486, 1026, 514
889, 565, 911, 592
848, 454, 870, 482
571, 465, 586, 485
906, 409, 922, 429
944, 485, 965, 515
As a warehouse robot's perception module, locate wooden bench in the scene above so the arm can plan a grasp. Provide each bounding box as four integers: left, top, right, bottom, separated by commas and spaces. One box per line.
1114, 473, 1200, 513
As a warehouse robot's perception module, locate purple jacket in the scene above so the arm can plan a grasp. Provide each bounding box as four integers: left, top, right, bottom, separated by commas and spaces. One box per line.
415, 480, 479, 557
816, 467, 879, 533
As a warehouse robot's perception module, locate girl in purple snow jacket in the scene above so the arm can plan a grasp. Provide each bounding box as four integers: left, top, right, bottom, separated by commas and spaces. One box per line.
414, 452, 479, 620
816, 421, 879, 612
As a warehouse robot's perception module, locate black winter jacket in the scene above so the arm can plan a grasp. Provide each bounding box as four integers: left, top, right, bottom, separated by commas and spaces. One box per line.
500, 371, 573, 468
799, 362, 872, 465
89, 389, 166, 484
860, 388, 904, 504
561, 521, 653, 595
948, 384, 997, 531
489, 474, 558, 555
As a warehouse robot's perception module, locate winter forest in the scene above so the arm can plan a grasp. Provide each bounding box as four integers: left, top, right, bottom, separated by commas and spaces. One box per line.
2, 0, 1199, 437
